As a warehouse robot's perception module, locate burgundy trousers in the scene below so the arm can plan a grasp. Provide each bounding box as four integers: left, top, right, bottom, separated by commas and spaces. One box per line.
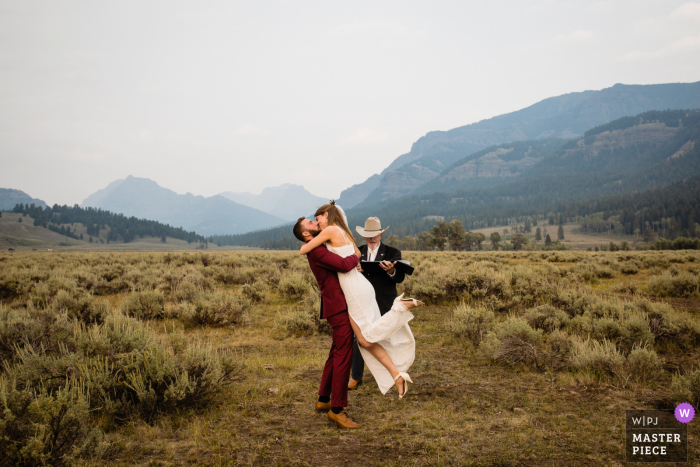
318, 310, 353, 408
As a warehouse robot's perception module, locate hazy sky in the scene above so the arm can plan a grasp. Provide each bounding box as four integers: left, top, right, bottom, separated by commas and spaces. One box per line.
1, 1, 699, 206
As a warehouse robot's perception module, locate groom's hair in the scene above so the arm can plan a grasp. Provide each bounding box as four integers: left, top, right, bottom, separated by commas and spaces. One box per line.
293, 217, 307, 242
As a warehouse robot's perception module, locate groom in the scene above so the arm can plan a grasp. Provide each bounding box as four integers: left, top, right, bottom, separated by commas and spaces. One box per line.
292, 216, 362, 429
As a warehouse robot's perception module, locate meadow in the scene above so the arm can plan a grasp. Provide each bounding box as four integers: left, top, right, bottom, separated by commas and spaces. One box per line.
1, 249, 699, 466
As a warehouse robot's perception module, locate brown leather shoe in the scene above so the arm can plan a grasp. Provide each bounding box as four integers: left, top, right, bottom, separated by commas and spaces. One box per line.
348, 378, 363, 390
327, 410, 361, 429
315, 401, 331, 412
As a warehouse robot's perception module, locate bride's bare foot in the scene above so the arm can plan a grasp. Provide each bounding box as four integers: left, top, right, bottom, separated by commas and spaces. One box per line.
394, 375, 405, 396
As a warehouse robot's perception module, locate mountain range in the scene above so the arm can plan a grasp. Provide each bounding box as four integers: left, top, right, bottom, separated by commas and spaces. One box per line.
4, 80, 700, 241
0, 188, 47, 211
339, 81, 700, 208
81, 176, 287, 235
219, 184, 327, 221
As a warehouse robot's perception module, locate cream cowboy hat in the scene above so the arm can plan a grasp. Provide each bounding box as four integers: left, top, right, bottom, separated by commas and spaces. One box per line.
355, 217, 389, 238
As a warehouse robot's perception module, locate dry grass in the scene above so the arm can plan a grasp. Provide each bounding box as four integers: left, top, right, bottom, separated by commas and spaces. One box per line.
1, 250, 699, 466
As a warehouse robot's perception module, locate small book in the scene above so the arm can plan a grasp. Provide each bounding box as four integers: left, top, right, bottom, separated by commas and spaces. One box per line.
360, 259, 414, 275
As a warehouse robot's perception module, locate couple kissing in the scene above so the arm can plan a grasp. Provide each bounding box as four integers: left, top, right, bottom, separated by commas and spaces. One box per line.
292, 201, 424, 429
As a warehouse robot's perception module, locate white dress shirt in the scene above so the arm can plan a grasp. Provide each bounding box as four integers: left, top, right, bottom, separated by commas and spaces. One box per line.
366, 241, 396, 277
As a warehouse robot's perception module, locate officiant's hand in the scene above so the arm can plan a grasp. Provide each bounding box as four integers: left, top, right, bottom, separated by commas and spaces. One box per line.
356, 263, 363, 273
380, 261, 396, 275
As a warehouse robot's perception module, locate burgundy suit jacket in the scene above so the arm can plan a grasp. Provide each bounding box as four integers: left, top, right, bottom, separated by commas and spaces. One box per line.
306, 244, 360, 320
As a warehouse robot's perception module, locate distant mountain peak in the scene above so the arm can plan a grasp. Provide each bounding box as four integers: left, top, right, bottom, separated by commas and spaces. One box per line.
81, 178, 285, 235
219, 184, 327, 221
340, 80, 700, 209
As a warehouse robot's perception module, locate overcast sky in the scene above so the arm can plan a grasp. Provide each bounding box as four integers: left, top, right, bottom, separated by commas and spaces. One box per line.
1, 1, 699, 206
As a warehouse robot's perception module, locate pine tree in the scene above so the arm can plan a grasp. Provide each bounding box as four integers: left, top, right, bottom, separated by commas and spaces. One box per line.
490, 232, 501, 250
535, 227, 542, 241
524, 219, 532, 233
429, 221, 449, 251
545, 234, 552, 246
448, 220, 466, 250
557, 225, 565, 240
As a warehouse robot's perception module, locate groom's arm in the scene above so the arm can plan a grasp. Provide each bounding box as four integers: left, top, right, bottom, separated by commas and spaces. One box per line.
309, 247, 359, 273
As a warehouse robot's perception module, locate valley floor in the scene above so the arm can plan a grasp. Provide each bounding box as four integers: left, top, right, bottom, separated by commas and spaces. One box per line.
2, 250, 698, 466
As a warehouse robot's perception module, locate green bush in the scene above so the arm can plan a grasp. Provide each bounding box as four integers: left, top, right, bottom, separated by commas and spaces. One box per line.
177, 292, 250, 327
620, 262, 640, 275
647, 272, 699, 298
121, 291, 166, 320
241, 280, 269, 303
569, 337, 626, 377
524, 305, 569, 331
277, 309, 315, 337
626, 344, 663, 382
0, 377, 106, 466
637, 299, 700, 346
0, 305, 73, 364
448, 302, 494, 344
670, 370, 700, 408
277, 273, 310, 300
480, 317, 543, 365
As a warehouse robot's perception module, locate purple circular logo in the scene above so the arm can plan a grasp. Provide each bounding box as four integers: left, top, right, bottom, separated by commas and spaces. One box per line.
675, 403, 695, 423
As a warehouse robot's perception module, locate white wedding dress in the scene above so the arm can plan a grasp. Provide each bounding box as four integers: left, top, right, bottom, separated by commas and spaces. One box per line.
326, 227, 416, 394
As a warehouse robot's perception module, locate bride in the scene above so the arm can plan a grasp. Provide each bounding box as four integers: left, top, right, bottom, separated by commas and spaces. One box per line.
299, 201, 424, 398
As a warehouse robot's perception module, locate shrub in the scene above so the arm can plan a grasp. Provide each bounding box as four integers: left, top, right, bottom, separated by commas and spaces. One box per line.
569, 337, 626, 380
407, 281, 446, 302
626, 344, 663, 382
277, 309, 315, 337
647, 272, 699, 298
524, 305, 569, 331
0, 305, 73, 364
619, 313, 655, 352
278, 273, 310, 300
448, 302, 494, 344
670, 370, 700, 408
620, 262, 640, 275
481, 317, 543, 365
636, 299, 700, 346
121, 291, 166, 320
0, 377, 106, 466
241, 280, 269, 303
178, 292, 250, 327
78, 341, 241, 421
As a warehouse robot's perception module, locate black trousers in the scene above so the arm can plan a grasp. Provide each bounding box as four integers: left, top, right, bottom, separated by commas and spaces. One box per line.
350, 304, 392, 381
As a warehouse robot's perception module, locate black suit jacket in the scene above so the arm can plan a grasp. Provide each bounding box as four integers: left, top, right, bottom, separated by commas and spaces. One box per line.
358, 243, 405, 315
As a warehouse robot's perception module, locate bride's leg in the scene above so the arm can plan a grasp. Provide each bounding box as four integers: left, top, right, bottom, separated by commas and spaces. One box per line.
348, 316, 405, 395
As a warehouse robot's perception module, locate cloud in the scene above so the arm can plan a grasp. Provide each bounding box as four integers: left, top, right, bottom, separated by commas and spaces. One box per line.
671, 2, 700, 21
553, 29, 595, 43
234, 125, 270, 137
622, 32, 700, 61
341, 128, 389, 145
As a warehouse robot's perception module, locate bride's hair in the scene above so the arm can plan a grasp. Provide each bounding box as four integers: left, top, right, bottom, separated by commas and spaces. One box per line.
314, 204, 355, 243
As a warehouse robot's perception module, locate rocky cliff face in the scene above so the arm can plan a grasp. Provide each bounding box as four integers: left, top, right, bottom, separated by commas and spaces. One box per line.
346, 81, 700, 208
439, 148, 539, 182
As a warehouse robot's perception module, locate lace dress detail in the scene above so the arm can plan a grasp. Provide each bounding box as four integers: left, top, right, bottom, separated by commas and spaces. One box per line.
325, 228, 416, 394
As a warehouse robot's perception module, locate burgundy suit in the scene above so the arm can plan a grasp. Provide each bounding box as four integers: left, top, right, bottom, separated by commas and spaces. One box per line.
306, 244, 359, 408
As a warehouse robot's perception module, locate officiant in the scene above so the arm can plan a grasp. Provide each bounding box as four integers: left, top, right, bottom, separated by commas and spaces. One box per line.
348, 217, 406, 390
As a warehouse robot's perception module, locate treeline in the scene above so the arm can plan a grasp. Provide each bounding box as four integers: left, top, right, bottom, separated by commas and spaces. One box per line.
569, 174, 700, 239
11, 203, 206, 244
583, 109, 700, 140
209, 230, 300, 250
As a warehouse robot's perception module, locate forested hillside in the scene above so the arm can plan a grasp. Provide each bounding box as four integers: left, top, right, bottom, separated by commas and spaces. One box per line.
338, 81, 700, 207
0, 188, 47, 211
11, 203, 206, 244
221, 109, 700, 248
